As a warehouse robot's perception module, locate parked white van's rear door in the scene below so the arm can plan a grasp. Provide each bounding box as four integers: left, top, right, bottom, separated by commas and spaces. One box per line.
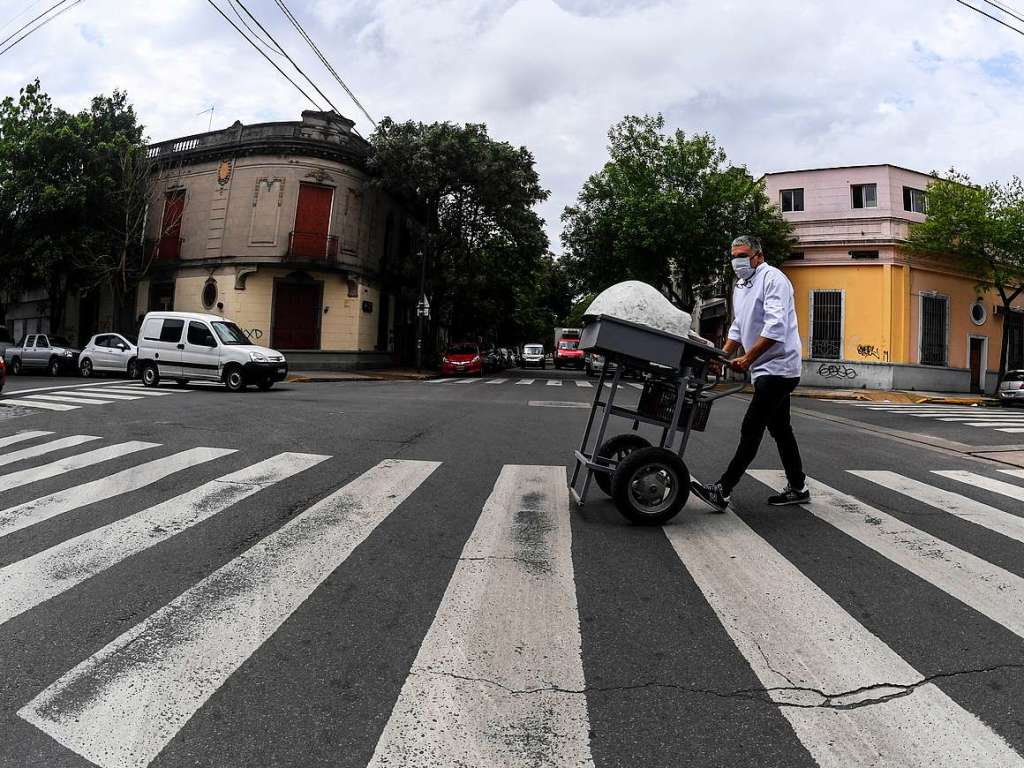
182, 321, 222, 380
143, 317, 184, 378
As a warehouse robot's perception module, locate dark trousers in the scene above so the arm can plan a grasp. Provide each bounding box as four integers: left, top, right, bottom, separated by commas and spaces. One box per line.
718, 375, 805, 495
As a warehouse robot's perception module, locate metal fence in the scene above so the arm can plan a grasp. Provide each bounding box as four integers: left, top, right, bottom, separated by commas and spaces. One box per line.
810, 290, 842, 360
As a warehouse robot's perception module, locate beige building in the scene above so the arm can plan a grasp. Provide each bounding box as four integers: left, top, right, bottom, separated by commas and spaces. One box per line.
139, 111, 413, 369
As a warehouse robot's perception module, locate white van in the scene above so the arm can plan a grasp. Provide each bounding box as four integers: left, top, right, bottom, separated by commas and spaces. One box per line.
137, 311, 288, 391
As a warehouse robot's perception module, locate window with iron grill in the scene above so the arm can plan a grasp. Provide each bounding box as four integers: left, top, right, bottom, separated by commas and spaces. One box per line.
1007, 311, 1023, 371
920, 295, 948, 366
811, 290, 842, 359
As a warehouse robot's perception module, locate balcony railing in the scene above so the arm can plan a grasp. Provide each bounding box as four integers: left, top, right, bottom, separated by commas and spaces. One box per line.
288, 231, 339, 262
145, 236, 183, 262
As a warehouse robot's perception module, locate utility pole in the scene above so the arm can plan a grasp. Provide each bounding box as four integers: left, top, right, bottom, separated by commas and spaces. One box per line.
415, 248, 427, 371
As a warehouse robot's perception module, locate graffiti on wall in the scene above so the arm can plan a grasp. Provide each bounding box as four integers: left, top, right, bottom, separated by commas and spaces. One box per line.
817, 362, 858, 380
856, 344, 880, 359
242, 327, 264, 341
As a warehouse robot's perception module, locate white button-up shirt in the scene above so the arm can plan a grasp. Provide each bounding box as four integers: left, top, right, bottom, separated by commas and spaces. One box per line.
728, 263, 803, 381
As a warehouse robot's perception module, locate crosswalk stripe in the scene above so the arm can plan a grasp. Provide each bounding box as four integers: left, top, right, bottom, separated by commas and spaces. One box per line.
369, 465, 593, 767
546, 379, 562, 386
0, 435, 100, 468
937, 416, 1024, 421
934, 470, 1024, 502
20, 458, 440, 768
851, 471, 1024, 544
21, 394, 117, 406
49, 390, 142, 401
750, 470, 1024, 643
0, 382, 124, 396
0, 400, 79, 411
452, 378, 478, 384
628, 382, 644, 390
963, 422, 1024, 428
0, 447, 235, 540
485, 378, 507, 384
664, 501, 1022, 767
0, 431, 53, 449
0, 452, 328, 627
85, 387, 173, 397
1001, 469, 1024, 480
575, 380, 593, 388
996, 427, 1024, 433
427, 378, 455, 384
0, 441, 159, 492
516, 379, 534, 385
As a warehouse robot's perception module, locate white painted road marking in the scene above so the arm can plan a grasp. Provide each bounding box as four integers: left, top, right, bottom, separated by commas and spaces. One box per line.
87, 387, 173, 397
750, 471, 1024, 642
0, 400, 79, 411
51, 390, 142, 401
369, 465, 593, 768
0, 431, 53, 449
21, 394, 117, 406
851, 471, 1024, 545
21, 459, 439, 768
0, 441, 159, 492
0, 447, 235, 540
528, 401, 590, 408
516, 379, 534, 385
575, 380, 593, 388
1001, 469, 1024, 480
934, 470, 1024, 502
427, 378, 455, 384
546, 378, 562, 386
486, 378, 508, 384
0, 452, 328, 627
0, 381, 128, 396
0, 435, 100, 468
665, 500, 1024, 768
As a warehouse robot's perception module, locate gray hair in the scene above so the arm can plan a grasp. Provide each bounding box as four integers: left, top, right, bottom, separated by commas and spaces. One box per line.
731, 235, 763, 256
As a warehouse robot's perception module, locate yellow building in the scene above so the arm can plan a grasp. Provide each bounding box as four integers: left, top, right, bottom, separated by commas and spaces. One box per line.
764, 164, 1024, 393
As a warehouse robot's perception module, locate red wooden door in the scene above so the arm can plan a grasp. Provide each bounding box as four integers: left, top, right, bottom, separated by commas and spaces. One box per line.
272, 280, 323, 350
293, 184, 334, 260
158, 192, 185, 260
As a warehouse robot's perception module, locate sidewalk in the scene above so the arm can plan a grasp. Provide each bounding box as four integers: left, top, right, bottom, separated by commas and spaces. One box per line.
287, 369, 434, 383
791, 386, 998, 406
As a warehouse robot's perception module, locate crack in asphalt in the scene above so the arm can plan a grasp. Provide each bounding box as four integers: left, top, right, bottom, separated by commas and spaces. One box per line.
410, 662, 1024, 711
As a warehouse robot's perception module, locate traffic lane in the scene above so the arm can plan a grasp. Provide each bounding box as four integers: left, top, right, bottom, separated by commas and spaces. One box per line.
790, 396, 1024, 447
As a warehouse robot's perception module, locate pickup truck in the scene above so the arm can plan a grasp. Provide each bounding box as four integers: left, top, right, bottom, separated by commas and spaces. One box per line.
3, 333, 82, 376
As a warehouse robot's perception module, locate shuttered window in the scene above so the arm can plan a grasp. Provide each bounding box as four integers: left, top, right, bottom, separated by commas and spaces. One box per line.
810, 290, 843, 360
920, 295, 948, 366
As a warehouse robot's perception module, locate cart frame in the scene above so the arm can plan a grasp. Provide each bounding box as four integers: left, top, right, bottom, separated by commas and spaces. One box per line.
569, 345, 741, 509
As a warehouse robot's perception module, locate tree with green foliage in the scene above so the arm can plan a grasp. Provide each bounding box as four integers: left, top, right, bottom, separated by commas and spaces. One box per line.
367, 118, 554, 354
561, 114, 793, 310
0, 81, 154, 334
908, 170, 1024, 384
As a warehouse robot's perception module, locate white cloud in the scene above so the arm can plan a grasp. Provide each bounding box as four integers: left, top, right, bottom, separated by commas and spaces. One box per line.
4, 0, 1024, 248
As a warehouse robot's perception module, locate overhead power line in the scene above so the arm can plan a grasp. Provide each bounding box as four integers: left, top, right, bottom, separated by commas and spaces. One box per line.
981, 0, 1024, 26
952, 0, 1024, 36
204, 0, 324, 112
0, 0, 83, 59
0, 0, 46, 35
227, 0, 345, 115
228, 0, 284, 57
271, 0, 378, 129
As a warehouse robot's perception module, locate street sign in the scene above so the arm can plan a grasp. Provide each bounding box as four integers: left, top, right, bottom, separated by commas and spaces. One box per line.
417, 295, 431, 318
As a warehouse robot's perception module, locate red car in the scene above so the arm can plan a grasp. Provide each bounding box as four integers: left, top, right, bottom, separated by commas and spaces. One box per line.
554, 337, 584, 369
441, 342, 483, 376
0, 356, 5, 393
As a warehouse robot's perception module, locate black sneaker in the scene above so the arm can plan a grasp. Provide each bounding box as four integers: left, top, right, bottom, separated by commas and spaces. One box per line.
690, 481, 730, 513
767, 484, 810, 506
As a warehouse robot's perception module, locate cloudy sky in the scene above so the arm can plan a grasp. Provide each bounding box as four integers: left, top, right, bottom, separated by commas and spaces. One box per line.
3, 0, 1024, 247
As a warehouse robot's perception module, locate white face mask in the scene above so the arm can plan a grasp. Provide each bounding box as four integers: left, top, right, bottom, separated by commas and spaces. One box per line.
731, 256, 756, 282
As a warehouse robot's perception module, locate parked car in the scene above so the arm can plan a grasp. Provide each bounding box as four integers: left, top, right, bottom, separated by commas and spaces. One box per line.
554, 336, 584, 370
137, 311, 288, 392
999, 370, 1024, 406
522, 343, 545, 369
3, 333, 81, 376
481, 345, 503, 373
0, 325, 15, 360
80, 333, 139, 379
441, 342, 483, 376
0, 356, 6, 393
585, 352, 616, 377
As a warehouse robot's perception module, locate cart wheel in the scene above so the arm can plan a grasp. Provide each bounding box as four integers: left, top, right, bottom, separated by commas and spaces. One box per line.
594, 434, 650, 496
611, 447, 690, 525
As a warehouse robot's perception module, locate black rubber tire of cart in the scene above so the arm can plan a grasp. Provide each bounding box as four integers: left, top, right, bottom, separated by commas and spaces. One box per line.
593, 434, 651, 496
611, 446, 690, 525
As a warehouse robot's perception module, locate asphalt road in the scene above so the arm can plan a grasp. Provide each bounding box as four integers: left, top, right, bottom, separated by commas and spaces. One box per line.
1, 369, 1024, 767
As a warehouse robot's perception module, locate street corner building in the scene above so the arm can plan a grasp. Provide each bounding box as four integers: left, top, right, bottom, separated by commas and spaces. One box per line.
139, 110, 414, 370
763, 164, 1024, 393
